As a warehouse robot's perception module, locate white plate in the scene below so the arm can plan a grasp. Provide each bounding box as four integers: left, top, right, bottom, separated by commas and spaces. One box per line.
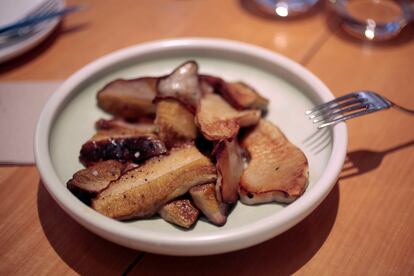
34, 38, 347, 256
0, 0, 64, 63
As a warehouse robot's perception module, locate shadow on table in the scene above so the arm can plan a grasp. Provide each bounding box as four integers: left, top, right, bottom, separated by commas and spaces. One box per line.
339, 139, 414, 180
130, 184, 339, 276
324, 10, 414, 47
37, 181, 139, 275
239, 0, 325, 21
0, 21, 88, 76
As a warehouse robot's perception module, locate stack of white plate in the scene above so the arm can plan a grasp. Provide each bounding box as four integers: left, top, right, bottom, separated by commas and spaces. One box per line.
0, 0, 64, 63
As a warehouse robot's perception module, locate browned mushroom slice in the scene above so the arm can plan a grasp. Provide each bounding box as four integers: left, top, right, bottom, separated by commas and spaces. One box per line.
157, 61, 202, 112
239, 120, 309, 204
89, 130, 156, 141
95, 118, 157, 134
92, 145, 217, 220
97, 77, 158, 120
189, 183, 227, 226
158, 199, 200, 229
214, 138, 244, 204
226, 82, 269, 112
199, 74, 222, 92
195, 93, 261, 140
200, 75, 269, 112
79, 133, 167, 167
67, 160, 124, 204
155, 99, 197, 148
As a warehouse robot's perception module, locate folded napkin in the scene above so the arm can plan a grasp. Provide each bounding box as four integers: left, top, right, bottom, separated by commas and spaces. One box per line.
0, 81, 61, 164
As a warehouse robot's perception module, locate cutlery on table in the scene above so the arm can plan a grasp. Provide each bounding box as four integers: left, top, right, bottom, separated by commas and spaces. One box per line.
0, 1, 84, 43
306, 91, 414, 128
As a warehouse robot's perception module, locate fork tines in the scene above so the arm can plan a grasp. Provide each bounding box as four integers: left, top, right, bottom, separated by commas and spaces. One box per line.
306, 93, 370, 128
26, 0, 59, 18
0, 0, 60, 38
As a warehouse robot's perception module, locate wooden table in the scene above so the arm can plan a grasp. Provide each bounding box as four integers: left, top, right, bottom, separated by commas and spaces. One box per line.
1, 1, 413, 275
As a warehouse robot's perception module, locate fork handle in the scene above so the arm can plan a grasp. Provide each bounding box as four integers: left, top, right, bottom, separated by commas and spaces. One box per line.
391, 103, 414, 115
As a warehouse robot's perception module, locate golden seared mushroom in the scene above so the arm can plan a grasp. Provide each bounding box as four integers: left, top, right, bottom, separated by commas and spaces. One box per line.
79, 132, 167, 167
200, 75, 269, 112
214, 138, 244, 204
92, 145, 217, 220
158, 199, 200, 229
155, 99, 197, 148
226, 82, 269, 112
189, 183, 228, 226
67, 160, 124, 204
195, 93, 261, 141
97, 77, 158, 120
95, 118, 157, 134
157, 61, 202, 112
239, 120, 309, 204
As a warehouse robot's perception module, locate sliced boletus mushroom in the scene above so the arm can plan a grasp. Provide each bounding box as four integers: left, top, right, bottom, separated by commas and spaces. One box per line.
200, 74, 269, 112
155, 99, 197, 148
92, 145, 217, 220
239, 120, 309, 204
95, 118, 157, 134
79, 133, 167, 167
189, 183, 228, 226
226, 82, 269, 112
97, 77, 158, 119
158, 199, 200, 229
157, 61, 202, 112
214, 138, 244, 204
195, 93, 260, 141
67, 160, 124, 204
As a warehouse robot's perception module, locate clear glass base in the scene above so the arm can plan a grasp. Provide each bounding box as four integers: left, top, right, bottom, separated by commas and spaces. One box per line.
330, 0, 412, 41
253, 0, 320, 17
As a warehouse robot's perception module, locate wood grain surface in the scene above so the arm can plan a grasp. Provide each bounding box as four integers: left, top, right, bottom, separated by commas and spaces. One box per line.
0, 0, 413, 275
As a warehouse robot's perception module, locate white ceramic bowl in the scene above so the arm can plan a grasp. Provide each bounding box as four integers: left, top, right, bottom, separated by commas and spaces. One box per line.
34, 38, 347, 256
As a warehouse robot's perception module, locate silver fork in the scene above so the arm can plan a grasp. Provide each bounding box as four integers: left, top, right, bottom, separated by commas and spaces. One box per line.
0, 0, 60, 43
306, 91, 414, 128
25, 0, 59, 18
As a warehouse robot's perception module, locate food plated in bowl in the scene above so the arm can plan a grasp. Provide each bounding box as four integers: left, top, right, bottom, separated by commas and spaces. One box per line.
34, 38, 347, 255
67, 60, 309, 228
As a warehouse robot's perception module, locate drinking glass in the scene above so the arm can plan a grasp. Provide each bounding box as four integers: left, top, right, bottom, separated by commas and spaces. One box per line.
329, 0, 413, 41
252, 0, 320, 17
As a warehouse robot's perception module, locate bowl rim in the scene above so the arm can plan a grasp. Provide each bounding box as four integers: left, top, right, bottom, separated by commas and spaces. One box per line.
34, 37, 347, 256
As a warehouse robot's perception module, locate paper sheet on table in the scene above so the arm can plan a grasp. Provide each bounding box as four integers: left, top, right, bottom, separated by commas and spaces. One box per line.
0, 81, 61, 164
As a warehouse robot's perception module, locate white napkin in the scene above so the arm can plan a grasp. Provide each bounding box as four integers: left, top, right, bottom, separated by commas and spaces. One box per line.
0, 81, 61, 164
